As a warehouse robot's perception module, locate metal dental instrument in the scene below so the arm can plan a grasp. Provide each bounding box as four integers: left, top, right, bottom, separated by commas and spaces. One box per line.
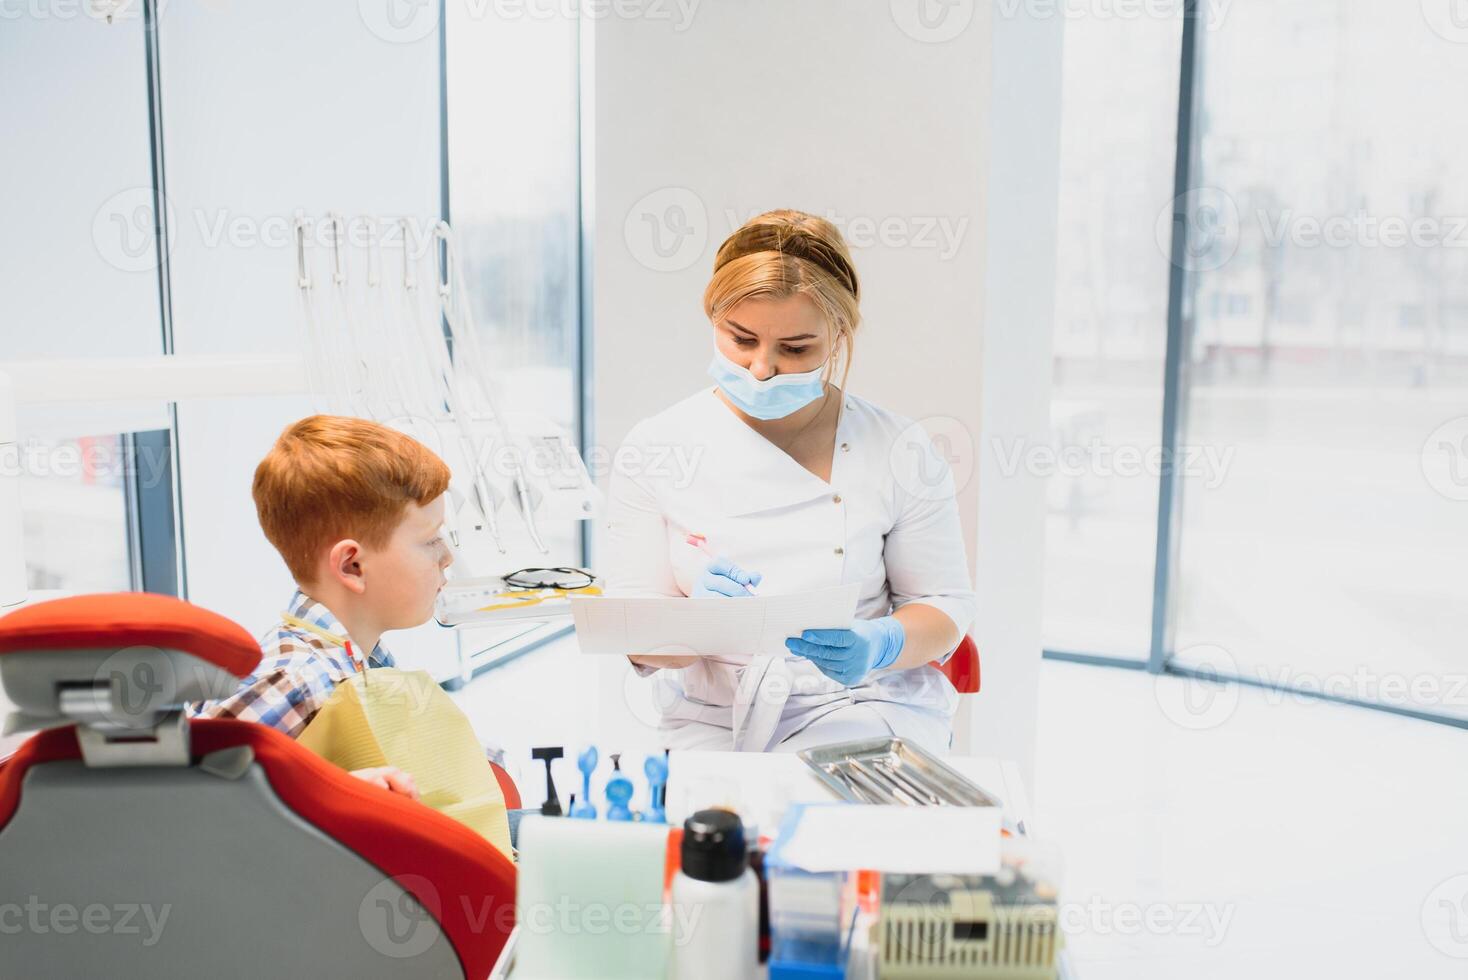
850, 759, 923, 805
434, 222, 550, 556
827, 766, 880, 804
406, 221, 504, 551
874, 759, 945, 805
843, 762, 907, 805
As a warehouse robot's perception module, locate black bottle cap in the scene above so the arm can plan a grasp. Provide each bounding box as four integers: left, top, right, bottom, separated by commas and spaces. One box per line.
680, 809, 748, 883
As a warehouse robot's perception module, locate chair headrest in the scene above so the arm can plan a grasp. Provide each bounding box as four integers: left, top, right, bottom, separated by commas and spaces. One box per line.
0, 593, 261, 732
0, 593, 261, 674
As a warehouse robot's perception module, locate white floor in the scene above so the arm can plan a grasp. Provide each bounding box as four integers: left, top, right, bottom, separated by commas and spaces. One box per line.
450, 641, 1468, 979
1034, 659, 1468, 980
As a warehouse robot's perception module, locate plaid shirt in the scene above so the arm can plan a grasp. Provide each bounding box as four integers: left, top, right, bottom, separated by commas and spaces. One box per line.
190, 590, 396, 738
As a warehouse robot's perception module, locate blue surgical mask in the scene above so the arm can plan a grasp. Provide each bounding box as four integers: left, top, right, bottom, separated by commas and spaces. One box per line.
707, 347, 827, 420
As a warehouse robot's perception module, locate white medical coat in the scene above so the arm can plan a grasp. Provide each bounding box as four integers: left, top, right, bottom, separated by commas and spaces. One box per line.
603, 386, 977, 750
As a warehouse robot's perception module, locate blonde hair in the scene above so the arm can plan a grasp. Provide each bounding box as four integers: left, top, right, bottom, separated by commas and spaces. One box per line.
703, 209, 861, 393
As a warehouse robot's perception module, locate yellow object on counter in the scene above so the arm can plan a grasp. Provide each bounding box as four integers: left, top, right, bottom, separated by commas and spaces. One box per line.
476, 584, 603, 613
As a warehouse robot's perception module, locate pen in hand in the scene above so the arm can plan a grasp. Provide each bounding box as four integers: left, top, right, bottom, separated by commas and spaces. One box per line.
686, 533, 760, 596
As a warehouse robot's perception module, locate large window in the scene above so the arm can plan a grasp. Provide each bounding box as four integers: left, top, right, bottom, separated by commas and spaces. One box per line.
1045, 1, 1468, 724
1044, 11, 1185, 658
1173, 0, 1468, 718
0, 12, 172, 596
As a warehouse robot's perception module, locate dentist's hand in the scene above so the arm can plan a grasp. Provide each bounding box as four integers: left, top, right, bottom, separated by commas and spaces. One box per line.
785, 617, 906, 687
628, 558, 763, 671
692, 556, 763, 598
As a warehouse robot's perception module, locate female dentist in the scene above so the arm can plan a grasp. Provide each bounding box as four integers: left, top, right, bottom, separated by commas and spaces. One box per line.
604, 209, 976, 753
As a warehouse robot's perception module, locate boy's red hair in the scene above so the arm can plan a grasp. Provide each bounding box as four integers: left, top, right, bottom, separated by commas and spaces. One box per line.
253, 415, 451, 584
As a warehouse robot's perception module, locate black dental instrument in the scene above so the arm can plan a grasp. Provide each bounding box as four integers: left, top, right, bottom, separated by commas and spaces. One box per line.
532, 746, 565, 816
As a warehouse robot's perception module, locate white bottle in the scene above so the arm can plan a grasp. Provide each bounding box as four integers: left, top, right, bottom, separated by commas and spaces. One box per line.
670, 809, 759, 980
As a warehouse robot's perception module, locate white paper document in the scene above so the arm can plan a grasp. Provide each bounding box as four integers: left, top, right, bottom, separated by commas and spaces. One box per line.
774, 805, 1002, 875
569, 583, 862, 657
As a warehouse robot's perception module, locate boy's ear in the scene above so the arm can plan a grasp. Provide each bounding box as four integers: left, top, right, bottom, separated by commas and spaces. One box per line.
327, 539, 367, 595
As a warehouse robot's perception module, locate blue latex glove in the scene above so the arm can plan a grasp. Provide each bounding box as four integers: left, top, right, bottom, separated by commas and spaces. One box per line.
692, 556, 763, 598
784, 617, 905, 686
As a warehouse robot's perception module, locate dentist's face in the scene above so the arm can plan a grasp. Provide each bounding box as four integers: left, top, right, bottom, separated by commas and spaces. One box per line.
715, 293, 832, 381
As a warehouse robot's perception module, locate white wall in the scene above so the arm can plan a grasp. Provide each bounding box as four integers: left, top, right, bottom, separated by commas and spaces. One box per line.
589, 2, 1063, 776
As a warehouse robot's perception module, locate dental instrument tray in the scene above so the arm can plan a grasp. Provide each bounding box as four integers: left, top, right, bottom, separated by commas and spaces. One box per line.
798, 737, 1002, 809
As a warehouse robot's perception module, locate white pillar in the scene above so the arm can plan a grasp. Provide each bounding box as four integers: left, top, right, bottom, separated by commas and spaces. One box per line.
960, 7, 1066, 786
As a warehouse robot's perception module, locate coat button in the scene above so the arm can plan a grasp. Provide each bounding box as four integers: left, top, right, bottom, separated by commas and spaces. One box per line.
840, 443, 850, 452
832, 494, 842, 504
834, 547, 845, 556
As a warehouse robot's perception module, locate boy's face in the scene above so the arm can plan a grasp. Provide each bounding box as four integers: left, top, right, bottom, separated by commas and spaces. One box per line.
370, 495, 453, 629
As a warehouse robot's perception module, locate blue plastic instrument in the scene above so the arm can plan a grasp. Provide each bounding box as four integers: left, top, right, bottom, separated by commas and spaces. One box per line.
643, 755, 668, 824
605, 753, 634, 821
570, 746, 598, 819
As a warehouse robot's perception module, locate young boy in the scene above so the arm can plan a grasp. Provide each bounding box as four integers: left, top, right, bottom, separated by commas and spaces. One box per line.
192, 415, 455, 798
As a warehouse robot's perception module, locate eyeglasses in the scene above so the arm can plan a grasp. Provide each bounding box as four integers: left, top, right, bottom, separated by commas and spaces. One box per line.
502, 567, 596, 592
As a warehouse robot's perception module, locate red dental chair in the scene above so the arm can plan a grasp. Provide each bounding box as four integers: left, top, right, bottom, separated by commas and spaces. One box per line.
935, 634, 981, 694
0, 593, 516, 979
